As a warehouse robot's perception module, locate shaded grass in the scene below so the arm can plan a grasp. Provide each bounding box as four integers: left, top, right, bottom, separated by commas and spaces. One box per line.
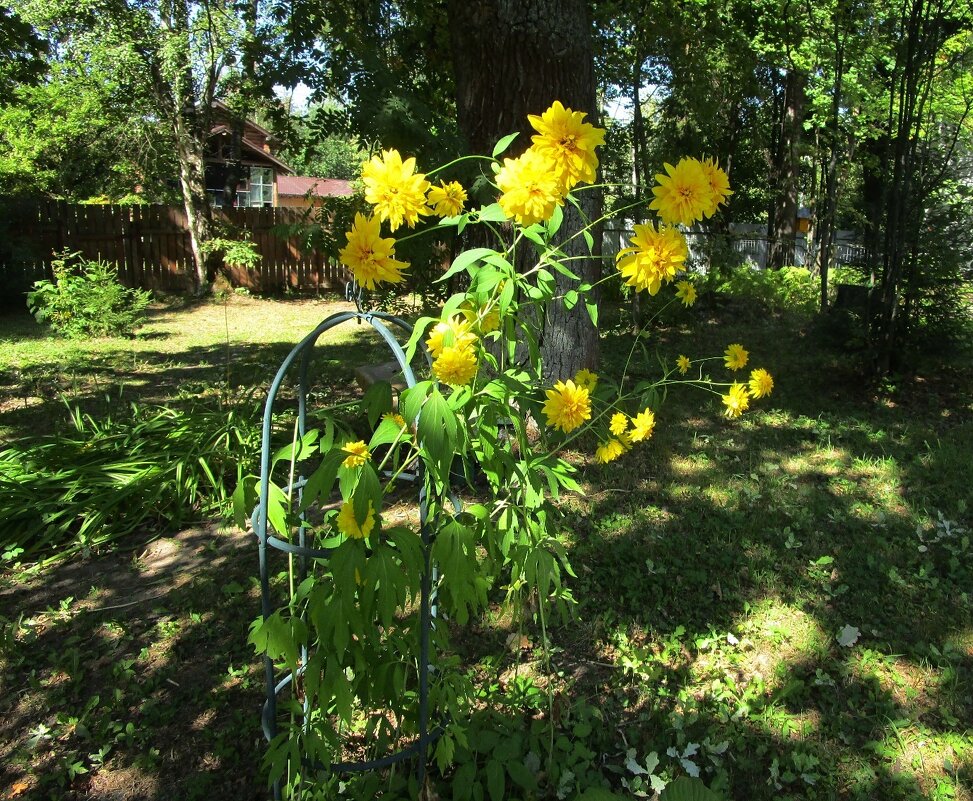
0, 295, 971, 799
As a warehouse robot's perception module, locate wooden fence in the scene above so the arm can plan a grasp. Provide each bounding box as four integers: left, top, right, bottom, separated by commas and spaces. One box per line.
0, 199, 349, 295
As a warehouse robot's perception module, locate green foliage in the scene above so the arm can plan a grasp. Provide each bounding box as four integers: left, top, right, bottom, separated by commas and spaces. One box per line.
202, 236, 262, 270
27, 251, 152, 339
0, 400, 260, 562
711, 266, 862, 314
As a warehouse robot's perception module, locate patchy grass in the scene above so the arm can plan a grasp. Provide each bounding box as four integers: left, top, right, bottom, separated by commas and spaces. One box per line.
1, 295, 972, 800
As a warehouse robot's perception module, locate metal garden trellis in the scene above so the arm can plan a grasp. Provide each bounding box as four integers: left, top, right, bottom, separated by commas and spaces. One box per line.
251, 285, 443, 798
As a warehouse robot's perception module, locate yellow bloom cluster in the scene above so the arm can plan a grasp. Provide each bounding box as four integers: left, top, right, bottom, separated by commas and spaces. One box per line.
339, 149, 472, 290
542, 379, 591, 433
337, 500, 376, 539
650, 156, 731, 226
338, 213, 408, 290
341, 440, 371, 469
427, 316, 479, 386
720, 363, 774, 419
593, 408, 655, 464
723, 343, 749, 371
497, 101, 606, 226
362, 149, 431, 231
616, 222, 689, 295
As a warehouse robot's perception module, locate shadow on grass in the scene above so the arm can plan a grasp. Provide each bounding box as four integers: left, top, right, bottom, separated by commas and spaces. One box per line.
551, 317, 973, 799
0, 524, 269, 800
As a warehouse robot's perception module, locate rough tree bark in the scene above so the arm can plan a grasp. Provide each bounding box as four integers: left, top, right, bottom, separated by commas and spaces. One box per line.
446, 0, 602, 379
767, 68, 805, 271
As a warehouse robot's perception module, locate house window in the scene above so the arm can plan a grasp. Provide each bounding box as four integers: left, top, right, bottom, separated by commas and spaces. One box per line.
248, 167, 274, 207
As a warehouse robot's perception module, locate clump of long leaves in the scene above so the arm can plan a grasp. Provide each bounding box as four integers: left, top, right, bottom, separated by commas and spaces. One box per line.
0, 401, 261, 562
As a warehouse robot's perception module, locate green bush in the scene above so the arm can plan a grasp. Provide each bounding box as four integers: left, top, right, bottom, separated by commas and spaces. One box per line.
713, 265, 818, 313
27, 250, 152, 338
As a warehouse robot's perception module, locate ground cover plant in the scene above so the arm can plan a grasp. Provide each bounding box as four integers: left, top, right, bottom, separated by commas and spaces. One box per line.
0, 291, 971, 799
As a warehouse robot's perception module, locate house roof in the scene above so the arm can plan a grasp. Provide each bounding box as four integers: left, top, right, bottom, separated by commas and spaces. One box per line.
277, 176, 355, 197
239, 138, 293, 174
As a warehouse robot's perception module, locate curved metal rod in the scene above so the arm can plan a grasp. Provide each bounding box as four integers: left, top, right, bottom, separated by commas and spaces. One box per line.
255, 308, 442, 795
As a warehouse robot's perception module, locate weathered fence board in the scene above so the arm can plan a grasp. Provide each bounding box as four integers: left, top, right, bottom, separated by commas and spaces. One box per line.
0, 200, 349, 296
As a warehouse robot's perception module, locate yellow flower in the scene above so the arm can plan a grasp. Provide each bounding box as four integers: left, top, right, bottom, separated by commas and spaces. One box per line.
338, 213, 408, 290
699, 157, 733, 216
426, 316, 477, 358
616, 222, 688, 295
382, 412, 407, 428
675, 280, 697, 307
649, 158, 716, 226
573, 368, 598, 391
609, 412, 628, 436
722, 383, 750, 418
432, 344, 478, 386
527, 100, 606, 192
629, 409, 656, 443
677, 355, 691, 375
496, 148, 563, 226
337, 500, 375, 539
361, 149, 431, 231
595, 439, 625, 464
427, 180, 467, 217
723, 343, 749, 371
542, 379, 591, 433
748, 368, 774, 399
341, 440, 371, 469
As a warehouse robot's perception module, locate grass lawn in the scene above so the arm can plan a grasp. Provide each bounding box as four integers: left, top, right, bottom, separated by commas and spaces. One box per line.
0, 294, 971, 800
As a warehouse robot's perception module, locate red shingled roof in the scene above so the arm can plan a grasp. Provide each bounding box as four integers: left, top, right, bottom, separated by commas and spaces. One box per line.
277, 176, 354, 197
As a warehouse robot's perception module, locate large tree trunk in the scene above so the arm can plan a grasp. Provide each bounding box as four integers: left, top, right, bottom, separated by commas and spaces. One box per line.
447, 0, 602, 379
767, 68, 805, 271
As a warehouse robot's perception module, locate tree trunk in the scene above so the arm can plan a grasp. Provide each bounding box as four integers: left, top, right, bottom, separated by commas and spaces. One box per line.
447, 0, 602, 379
767, 68, 805, 271
174, 116, 215, 295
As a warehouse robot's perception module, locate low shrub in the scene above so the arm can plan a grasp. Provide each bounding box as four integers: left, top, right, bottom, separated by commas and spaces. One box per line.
27, 250, 152, 338
711, 265, 863, 314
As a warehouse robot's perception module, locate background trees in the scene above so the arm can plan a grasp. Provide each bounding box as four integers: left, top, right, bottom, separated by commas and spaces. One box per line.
2, 0, 970, 368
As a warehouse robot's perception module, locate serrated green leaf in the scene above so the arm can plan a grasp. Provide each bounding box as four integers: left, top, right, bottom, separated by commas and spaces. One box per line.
486, 759, 504, 801
362, 381, 393, 428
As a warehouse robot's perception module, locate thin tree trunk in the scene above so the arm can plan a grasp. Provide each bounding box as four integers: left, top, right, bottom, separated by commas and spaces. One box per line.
767, 68, 805, 271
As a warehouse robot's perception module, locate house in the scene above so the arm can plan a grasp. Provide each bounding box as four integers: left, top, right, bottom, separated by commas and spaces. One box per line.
205, 102, 294, 207
276, 176, 355, 208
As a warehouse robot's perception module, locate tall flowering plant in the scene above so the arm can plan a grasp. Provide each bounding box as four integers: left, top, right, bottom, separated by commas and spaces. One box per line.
246, 101, 773, 796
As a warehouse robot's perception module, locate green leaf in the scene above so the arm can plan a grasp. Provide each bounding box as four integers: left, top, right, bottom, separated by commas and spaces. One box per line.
417, 388, 457, 480
659, 777, 722, 801
299, 449, 344, 512
585, 298, 599, 326
506, 760, 536, 790
486, 759, 504, 801
564, 289, 579, 310
491, 131, 519, 158
452, 762, 477, 801
583, 229, 594, 254
546, 204, 563, 236
353, 464, 382, 523
477, 203, 508, 223
438, 247, 498, 284
400, 381, 433, 427
231, 475, 258, 530
362, 381, 393, 428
